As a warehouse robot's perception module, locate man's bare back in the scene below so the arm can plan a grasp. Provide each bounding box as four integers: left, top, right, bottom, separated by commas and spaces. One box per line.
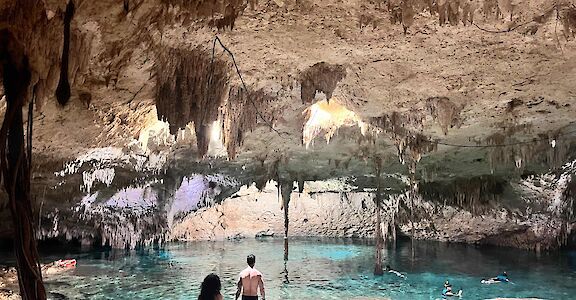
236, 255, 265, 300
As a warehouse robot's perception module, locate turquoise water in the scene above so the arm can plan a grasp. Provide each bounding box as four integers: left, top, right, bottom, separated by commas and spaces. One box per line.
3, 238, 576, 299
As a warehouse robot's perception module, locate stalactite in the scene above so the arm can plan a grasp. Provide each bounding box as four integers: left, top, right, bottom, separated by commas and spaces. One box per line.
300, 62, 346, 104
280, 180, 292, 261
388, 0, 402, 24
562, 7, 576, 40
373, 157, 383, 275
462, 0, 479, 25
486, 129, 572, 172
297, 177, 305, 193
447, 0, 460, 25
419, 175, 506, 214
401, 0, 415, 34
438, 0, 448, 25
55, 0, 75, 106
155, 47, 230, 158
408, 160, 418, 242
425, 97, 463, 135
368, 109, 437, 166
223, 87, 275, 159
302, 99, 367, 148
161, 0, 248, 31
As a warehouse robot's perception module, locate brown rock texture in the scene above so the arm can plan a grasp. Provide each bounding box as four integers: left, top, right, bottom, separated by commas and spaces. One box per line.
0, 0, 575, 252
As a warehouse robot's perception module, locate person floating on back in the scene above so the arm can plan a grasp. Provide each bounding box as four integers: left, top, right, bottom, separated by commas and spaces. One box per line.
384, 265, 407, 279
198, 273, 223, 300
481, 271, 510, 284
236, 254, 266, 300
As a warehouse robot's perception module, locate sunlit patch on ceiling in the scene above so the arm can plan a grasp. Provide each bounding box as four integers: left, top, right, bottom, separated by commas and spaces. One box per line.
302, 99, 368, 149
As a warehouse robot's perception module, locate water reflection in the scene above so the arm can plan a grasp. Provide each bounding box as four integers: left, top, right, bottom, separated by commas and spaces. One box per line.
282, 259, 290, 284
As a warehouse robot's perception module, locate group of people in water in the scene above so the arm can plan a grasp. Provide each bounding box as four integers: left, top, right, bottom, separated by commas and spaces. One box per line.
442, 271, 510, 298
197, 255, 510, 299
198, 254, 265, 300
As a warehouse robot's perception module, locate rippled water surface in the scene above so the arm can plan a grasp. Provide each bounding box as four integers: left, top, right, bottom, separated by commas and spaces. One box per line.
2, 238, 576, 300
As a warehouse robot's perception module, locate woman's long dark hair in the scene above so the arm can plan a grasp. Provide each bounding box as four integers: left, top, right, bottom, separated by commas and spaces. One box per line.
198, 273, 221, 300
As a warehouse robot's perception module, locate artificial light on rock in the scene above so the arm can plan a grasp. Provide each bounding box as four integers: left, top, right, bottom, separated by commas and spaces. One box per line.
302, 99, 367, 149
207, 120, 227, 157
211, 120, 221, 142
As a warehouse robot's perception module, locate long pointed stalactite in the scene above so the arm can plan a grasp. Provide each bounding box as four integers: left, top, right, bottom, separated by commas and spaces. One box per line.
0, 29, 46, 300
373, 158, 384, 276
280, 180, 292, 261
55, 0, 75, 106
408, 159, 419, 261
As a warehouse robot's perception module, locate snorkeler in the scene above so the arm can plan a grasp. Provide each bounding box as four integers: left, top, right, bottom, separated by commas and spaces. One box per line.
384, 265, 406, 279
481, 271, 510, 284
442, 280, 462, 297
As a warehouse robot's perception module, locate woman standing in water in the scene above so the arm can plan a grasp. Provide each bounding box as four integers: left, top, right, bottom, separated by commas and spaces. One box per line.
199, 273, 224, 300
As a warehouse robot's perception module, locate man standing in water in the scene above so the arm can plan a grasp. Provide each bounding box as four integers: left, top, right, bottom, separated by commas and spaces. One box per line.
236, 254, 266, 300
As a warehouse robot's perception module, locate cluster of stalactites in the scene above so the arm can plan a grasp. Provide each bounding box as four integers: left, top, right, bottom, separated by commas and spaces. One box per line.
419, 175, 506, 214
486, 130, 572, 172
155, 47, 230, 158
374, 0, 576, 35
159, 0, 251, 30
302, 99, 369, 149
379, 194, 402, 243
368, 111, 437, 166
222, 86, 275, 159
37, 204, 168, 249
426, 96, 463, 136
300, 62, 347, 104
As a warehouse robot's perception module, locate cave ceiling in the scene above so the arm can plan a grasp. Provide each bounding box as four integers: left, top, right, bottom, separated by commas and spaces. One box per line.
1, 0, 576, 200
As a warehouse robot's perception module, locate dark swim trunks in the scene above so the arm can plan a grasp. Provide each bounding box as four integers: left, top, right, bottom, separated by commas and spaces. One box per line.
242, 296, 258, 300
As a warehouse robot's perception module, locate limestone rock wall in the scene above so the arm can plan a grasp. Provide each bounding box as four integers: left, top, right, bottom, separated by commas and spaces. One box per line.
170, 171, 575, 251
170, 184, 377, 241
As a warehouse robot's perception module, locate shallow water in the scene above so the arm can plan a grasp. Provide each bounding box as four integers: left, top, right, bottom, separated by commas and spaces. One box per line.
2, 238, 576, 300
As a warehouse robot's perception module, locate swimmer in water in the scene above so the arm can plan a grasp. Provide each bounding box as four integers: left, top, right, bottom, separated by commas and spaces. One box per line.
384, 265, 406, 279
482, 271, 510, 284
493, 271, 510, 282
442, 280, 462, 297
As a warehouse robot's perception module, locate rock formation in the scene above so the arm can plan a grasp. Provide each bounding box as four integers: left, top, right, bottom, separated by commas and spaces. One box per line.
0, 0, 574, 281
